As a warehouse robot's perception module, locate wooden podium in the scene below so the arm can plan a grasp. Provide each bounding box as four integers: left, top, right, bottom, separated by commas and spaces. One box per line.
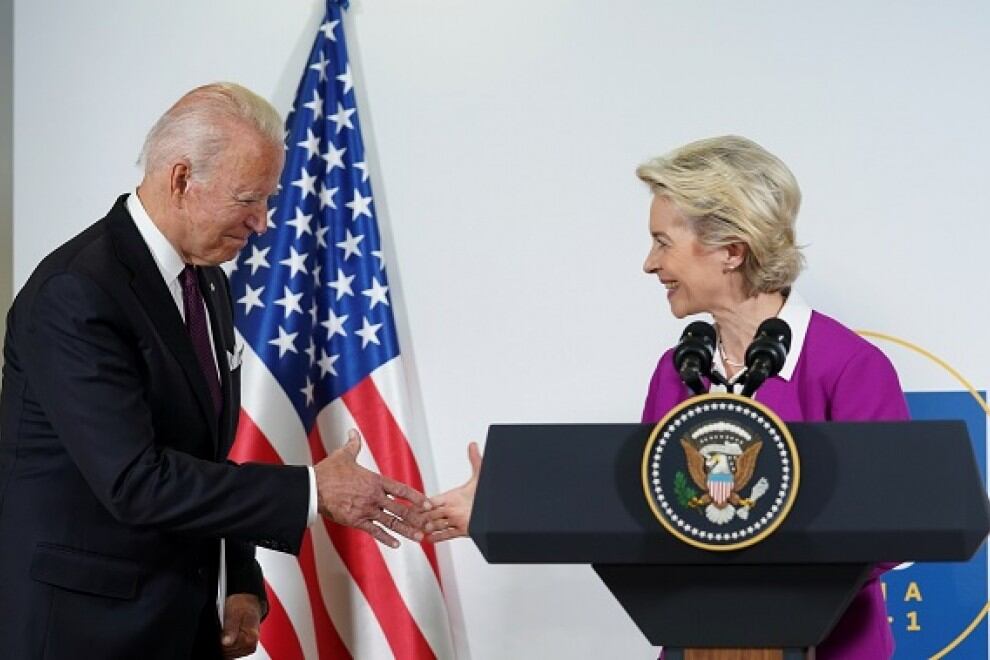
469, 421, 990, 657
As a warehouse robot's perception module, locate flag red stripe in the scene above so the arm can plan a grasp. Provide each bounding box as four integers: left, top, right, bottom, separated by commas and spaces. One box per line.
260, 582, 306, 660
297, 528, 353, 659
341, 378, 441, 581
325, 518, 436, 659
310, 422, 436, 658
231, 412, 354, 659
230, 410, 285, 465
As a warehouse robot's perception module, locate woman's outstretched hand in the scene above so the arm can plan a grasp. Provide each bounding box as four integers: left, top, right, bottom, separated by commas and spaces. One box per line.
423, 442, 483, 542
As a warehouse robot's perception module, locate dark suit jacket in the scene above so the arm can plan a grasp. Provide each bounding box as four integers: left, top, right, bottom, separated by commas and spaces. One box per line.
0, 195, 310, 659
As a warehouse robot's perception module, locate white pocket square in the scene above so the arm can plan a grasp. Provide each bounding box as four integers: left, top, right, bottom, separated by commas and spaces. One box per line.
227, 344, 244, 371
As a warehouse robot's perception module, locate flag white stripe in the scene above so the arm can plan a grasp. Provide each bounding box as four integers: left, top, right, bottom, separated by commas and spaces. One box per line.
366, 359, 456, 658
240, 341, 454, 658
312, 398, 400, 658
249, 642, 272, 660
309, 517, 394, 659
317, 375, 454, 658
240, 335, 392, 659
238, 330, 313, 467
255, 548, 319, 660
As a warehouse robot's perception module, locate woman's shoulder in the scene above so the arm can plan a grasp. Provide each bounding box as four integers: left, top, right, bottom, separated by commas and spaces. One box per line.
804, 309, 897, 376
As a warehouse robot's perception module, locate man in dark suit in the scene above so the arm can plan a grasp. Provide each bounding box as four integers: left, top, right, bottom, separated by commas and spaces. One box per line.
0, 83, 427, 659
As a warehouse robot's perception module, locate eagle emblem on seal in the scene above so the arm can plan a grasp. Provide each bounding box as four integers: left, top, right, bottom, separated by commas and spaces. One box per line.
680, 423, 770, 525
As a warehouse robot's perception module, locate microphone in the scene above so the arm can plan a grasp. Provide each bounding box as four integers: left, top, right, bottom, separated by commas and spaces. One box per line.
740, 318, 792, 397
673, 321, 720, 395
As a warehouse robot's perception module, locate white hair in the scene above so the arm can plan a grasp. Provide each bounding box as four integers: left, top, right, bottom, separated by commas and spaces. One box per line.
139, 82, 283, 180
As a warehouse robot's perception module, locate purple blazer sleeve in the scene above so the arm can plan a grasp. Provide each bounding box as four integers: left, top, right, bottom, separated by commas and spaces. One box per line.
641, 348, 693, 423
829, 344, 910, 422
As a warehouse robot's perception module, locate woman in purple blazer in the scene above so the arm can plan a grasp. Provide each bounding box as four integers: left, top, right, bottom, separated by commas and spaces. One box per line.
637, 135, 908, 659
424, 135, 908, 659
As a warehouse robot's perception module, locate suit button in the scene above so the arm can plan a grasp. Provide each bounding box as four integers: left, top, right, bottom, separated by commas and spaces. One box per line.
197, 566, 208, 579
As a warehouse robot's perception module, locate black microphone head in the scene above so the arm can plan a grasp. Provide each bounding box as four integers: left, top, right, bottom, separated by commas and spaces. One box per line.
673, 321, 716, 374
758, 318, 791, 351
681, 321, 717, 348
744, 318, 792, 375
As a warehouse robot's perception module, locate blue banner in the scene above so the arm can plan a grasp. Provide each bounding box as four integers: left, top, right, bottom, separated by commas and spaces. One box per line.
885, 391, 988, 658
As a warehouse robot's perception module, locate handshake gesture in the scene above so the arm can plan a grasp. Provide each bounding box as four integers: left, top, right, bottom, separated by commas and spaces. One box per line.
313, 430, 483, 547
314, 429, 429, 547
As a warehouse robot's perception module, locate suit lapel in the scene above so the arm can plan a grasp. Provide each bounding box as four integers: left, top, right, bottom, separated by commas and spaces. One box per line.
106, 196, 220, 444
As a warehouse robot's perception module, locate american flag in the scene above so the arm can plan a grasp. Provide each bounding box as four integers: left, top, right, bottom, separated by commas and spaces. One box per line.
228, 1, 456, 657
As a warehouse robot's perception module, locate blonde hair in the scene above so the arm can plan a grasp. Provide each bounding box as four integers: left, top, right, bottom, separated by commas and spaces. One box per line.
139, 82, 283, 180
636, 135, 804, 296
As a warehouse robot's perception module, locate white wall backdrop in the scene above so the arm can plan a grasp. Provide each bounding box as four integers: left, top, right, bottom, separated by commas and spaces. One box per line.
13, 1, 990, 658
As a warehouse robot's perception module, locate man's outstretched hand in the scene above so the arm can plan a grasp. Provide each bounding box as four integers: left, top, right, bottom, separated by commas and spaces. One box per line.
314, 429, 429, 547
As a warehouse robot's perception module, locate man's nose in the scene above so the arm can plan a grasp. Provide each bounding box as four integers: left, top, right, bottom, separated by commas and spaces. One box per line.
247, 207, 269, 235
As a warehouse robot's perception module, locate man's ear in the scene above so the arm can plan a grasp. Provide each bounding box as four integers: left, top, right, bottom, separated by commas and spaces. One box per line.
169, 161, 192, 207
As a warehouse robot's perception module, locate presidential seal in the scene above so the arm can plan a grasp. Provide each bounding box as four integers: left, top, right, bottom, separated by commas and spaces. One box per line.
642, 393, 800, 551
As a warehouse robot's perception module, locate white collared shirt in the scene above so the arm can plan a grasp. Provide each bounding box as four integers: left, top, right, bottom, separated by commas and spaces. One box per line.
710, 291, 812, 393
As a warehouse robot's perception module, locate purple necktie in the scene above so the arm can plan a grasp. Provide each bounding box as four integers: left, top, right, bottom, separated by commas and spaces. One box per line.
180, 265, 222, 419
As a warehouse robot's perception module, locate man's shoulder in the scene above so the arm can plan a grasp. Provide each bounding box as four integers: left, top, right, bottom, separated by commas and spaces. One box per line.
26, 196, 130, 285
14, 196, 133, 315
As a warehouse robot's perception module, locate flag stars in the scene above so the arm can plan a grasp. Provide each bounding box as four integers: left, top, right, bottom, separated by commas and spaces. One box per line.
355, 317, 383, 348
328, 103, 356, 134
302, 89, 323, 119
280, 246, 309, 278
354, 161, 369, 182
300, 376, 315, 406
291, 167, 318, 200
266, 207, 277, 229
274, 286, 304, 318
286, 208, 313, 240
371, 250, 385, 270
268, 326, 298, 358
320, 309, 348, 338
312, 262, 323, 287
362, 277, 389, 309
320, 19, 340, 42
308, 298, 319, 325
243, 245, 271, 275
328, 268, 355, 300
318, 184, 339, 211
321, 143, 347, 172
337, 64, 354, 94
336, 229, 364, 260
317, 349, 340, 378
309, 51, 330, 82
345, 189, 373, 220
304, 336, 317, 365
297, 128, 321, 161
314, 223, 330, 248
237, 283, 265, 315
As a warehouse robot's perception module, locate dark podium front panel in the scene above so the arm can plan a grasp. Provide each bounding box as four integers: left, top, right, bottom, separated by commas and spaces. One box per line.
472, 421, 988, 565
470, 420, 989, 647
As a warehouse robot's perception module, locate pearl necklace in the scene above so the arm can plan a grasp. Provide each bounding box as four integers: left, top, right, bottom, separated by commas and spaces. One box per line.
717, 334, 745, 368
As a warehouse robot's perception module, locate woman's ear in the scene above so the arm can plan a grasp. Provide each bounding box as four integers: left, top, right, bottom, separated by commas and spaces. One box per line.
723, 242, 747, 272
